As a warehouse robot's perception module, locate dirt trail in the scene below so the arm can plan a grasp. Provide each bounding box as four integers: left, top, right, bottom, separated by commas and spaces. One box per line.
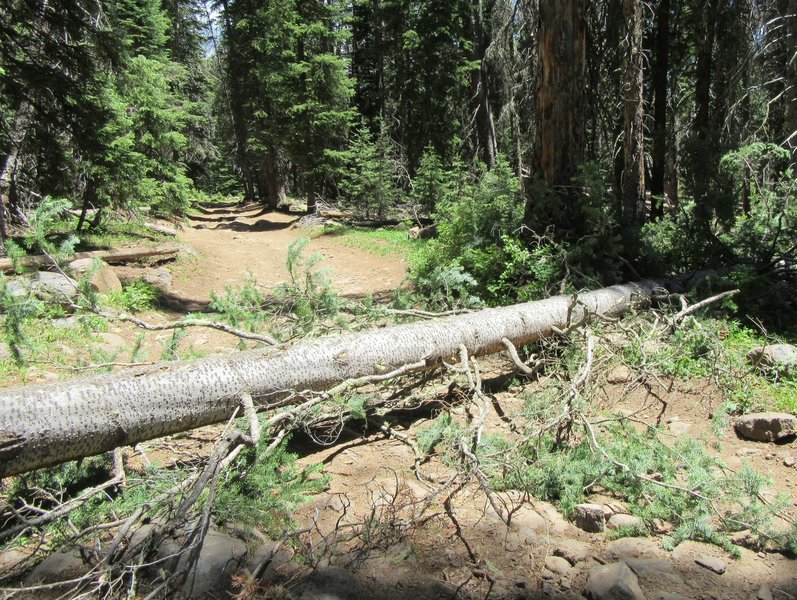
172, 204, 408, 303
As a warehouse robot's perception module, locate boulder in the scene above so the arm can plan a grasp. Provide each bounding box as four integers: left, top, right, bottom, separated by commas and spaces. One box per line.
734, 413, 797, 442
572, 503, 607, 533
748, 344, 797, 374
24, 550, 88, 585
585, 562, 646, 600
180, 529, 247, 598
288, 566, 366, 600
31, 271, 80, 302
69, 258, 122, 293
607, 514, 644, 531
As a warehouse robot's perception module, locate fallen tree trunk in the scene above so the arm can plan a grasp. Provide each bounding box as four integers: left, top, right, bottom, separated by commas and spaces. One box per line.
0, 280, 661, 477
0, 244, 180, 273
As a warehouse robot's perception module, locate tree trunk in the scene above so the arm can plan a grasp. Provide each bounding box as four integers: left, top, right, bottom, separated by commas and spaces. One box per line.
0, 280, 662, 477
0, 244, 180, 273
467, 0, 498, 168
787, 0, 797, 170
0, 102, 31, 241
622, 0, 646, 225
531, 0, 587, 191
260, 150, 286, 210
650, 0, 670, 220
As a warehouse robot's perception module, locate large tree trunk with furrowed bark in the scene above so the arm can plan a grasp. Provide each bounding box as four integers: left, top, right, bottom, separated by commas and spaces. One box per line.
0, 281, 663, 478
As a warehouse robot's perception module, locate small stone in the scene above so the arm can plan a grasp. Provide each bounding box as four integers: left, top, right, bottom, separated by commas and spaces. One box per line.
737, 448, 762, 456
542, 569, 555, 580
651, 519, 673, 534
734, 413, 797, 443
756, 584, 773, 600
545, 555, 572, 575
585, 562, 646, 600
144, 266, 173, 289
694, 555, 726, 574
624, 558, 676, 577
784, 455, 796, 467
607, 365, 632, 384
668, 421, 692, 436
607, 514, 644, 531
729, 530, 751, 544
572, 503, 607, 533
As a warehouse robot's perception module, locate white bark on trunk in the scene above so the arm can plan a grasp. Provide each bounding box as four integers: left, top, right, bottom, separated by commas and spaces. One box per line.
0, 280, 660, 477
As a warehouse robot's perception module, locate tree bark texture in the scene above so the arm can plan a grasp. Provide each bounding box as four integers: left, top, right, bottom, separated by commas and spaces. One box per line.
650, 0, 670, 220
622, 0, 646, 224
533, 0, 587, 189
468, 0, 498, 168
0, 280, 661, 477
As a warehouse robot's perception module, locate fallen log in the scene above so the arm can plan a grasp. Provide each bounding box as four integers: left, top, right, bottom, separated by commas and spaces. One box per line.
0, 280, 661, 477
0, 244, 180, 273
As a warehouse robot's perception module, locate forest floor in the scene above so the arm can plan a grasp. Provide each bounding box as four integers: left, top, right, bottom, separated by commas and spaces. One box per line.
2, 202, 796, 600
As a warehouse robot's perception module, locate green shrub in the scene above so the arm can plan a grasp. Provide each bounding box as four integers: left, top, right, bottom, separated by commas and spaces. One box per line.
214, 434, 328, 535
107, 279, 159, 312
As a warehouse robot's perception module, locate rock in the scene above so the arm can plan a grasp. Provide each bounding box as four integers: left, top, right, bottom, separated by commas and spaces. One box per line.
734, 413, 797, 442
729, 530, 751, 544
748, 344, 797, 374
545, 555, 572, 575
181, 529, 247, 598
694, 555, 726, 574
288, 566, 366, 600
607, 514, 644, 531
554, 540, 592, 565
95, 332, 127, 356
667, 421, 692, 436
624, 559, 675, 577
585, 562, 646, 600
144, 266, 173, 289
784, 455, 796, 467
30, 271, 80, 303
0, 547, 34, 577
247, 541, 296, 581
756, 584, 773, 600
607, 365, 632, 384
69, 258, 122, 293
51, 316, 79, 329
24, 550, 88, 585
573, 503, 607, 533
603, 538, 664, 562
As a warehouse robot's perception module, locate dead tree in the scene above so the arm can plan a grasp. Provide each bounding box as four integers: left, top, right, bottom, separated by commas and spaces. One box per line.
0, 280, 662, 477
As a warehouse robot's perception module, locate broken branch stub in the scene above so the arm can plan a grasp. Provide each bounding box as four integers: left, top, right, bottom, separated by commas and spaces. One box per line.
0, 280, 660, 477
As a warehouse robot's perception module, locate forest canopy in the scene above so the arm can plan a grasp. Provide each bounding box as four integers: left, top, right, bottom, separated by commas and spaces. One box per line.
0, 0, 795, 321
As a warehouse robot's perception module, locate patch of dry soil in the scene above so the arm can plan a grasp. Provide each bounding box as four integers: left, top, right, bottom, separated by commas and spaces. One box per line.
172, 204, 409, 303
